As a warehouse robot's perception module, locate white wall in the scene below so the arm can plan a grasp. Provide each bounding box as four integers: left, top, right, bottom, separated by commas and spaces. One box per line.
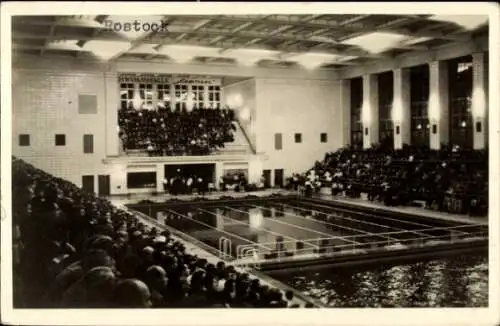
255, 78, 342, 178
223, 78, 257, 149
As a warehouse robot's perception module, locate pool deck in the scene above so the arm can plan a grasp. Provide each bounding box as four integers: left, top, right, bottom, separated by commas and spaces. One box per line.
312, 194, 488, 226
109, 189, 487, 227
108, 189, 293, 206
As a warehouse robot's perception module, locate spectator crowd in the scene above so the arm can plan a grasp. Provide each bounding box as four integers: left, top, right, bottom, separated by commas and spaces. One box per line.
289, 145, 488, 216
118, 107, 237, 156
12, 157, 306, 309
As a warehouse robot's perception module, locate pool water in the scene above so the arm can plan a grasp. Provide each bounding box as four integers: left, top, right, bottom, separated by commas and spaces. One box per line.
130, 198, 485, 260
129, 198, 488, 308
271, 254, 488, 307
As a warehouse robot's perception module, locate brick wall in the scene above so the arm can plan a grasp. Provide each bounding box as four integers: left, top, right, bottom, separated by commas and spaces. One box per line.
12, 69, 112, 189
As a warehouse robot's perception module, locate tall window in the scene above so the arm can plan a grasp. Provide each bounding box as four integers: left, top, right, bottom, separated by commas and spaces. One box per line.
378, 71, 394, 149
120, 83, 135, 110
139, 83, 154, 108
174, 84, 188, 110
350, 77, 363, 147
410, 65, 430, 148
448, 56, 473, 149
192, 85, 205, 109
83, 134, 94, 154
274, 133, 282, 150
208, 86, 221, 109
157, 84, 171, 109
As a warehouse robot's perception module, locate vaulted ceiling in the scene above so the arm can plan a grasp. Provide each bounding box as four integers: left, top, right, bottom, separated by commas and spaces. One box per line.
12, 14, 489, 70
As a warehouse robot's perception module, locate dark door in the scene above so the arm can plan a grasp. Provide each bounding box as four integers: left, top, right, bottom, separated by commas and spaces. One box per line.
274, 169, 284, 188
263, 170, 271, 188
82, 175, 95, 194
98, 175, 111, 196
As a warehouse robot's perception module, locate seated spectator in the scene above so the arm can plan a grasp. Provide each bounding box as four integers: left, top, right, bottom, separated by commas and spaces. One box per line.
118, 106, 237, 157
296, 145, 487, 216
112, 279, 152, 308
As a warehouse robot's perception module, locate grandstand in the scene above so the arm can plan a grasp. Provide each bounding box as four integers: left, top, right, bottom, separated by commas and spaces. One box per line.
3, 5, 496, 320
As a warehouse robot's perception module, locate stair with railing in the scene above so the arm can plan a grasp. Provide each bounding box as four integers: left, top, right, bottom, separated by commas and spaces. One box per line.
216, 120, 256, 155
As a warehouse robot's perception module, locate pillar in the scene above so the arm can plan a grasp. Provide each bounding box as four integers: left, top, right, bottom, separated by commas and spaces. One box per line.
362, 74, 379, 149
156, 164, 165, 193
340, 79, 351, 147
392, 68, 411, 149
472, 52, 488, 150
215, 162, 224, 189
248, 158, 263, 184
428, 61, 449, 150
104, 72, 119, 157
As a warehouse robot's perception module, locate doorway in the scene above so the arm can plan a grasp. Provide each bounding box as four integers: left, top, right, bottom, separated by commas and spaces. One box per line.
263, 170, 271, 188
98, 175, 111, 196
82, 175, 95, 194
274, 169, 284, 188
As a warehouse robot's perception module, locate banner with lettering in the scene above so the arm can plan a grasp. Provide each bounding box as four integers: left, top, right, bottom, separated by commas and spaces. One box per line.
119, 73, 221, 85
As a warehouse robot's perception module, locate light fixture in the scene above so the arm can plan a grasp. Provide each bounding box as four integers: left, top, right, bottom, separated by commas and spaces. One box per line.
159, 45, 223, 63
83, 40, 130, 61
342, 32, 407, 54
225, 48, 280, 66
287, 52, 341, 70
239, 107, 251, 121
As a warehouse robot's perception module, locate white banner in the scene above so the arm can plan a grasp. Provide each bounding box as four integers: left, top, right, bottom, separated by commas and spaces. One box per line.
119, 73, 221, 85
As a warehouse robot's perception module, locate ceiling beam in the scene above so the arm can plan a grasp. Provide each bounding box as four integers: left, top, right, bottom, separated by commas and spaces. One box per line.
225, 14, 323, 52
307, 15, 371, 39
21, 19, 468, 49
76, 15, 110, 59
13, 16, 107, 29
206, 22, 253, 47
182, 15, 467, 41
11, 29, 400, 59
207, 14, 276, 48
144, 17, 205, 60
13, 31, 128, 42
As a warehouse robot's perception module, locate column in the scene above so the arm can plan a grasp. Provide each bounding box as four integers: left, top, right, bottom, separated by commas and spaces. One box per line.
472, 52, 488, 150
392, 68, 411, 149
204, 85, 209, 109
362, 74, 379, 149
156, 164, 165, 193
104, 72, 119, 157
215, 162, 224, 190
428, 61, 449, 150
340, 79, 351, 147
